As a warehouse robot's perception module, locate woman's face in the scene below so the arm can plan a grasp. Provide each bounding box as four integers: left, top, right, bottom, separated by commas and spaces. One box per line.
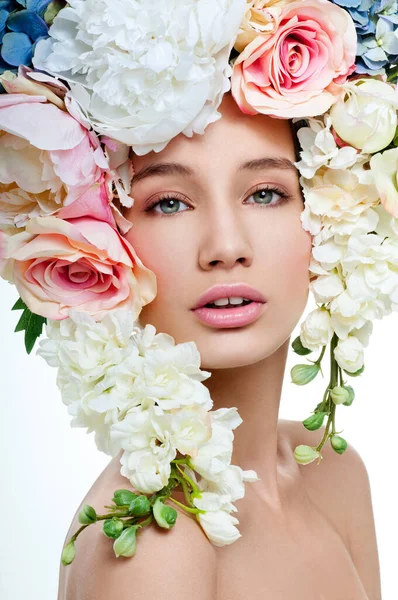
125, 94, 312, 369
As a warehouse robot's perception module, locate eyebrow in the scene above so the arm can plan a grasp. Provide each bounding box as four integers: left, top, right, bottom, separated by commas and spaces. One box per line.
239, 157, 298, 173
133, 156, 297, 184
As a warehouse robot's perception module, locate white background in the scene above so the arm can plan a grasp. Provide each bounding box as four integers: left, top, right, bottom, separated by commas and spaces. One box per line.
0, 279, 397, 600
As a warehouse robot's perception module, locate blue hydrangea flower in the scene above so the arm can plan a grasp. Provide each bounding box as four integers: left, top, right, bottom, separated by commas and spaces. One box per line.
0, 0, 53, 79
331, 0, 398, 75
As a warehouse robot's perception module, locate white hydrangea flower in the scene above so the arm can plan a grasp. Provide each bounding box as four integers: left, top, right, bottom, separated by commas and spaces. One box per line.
310, 272, 345, 304
342, 234, 398, 303
300, 168, 379, 245
131, 323, 176, 356
334, 335, 365, 373
328, 291, 384, 340
111, 399, 213, 493
193, 492, 241, 546
111, 400, 177, 493
300, 308, 334, 352
197, 463, 258, 502
38, 309, 136, 381
295, 115, 359, 179
190, 407, 242, 481
133, 344, 213, 411
32, 0, 246, 154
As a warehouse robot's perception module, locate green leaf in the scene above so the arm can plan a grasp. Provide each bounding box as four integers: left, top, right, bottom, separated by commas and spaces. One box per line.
11, 297, 27, 311
343, 365, 365, 378
291, 336, 312, 356
12, 299, 46, 354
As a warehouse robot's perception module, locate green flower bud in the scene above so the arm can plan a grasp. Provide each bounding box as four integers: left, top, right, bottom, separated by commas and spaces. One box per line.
330, 435, 348, 455
343, 364, 365, 377
113, 526, 138, 558
330, 386, 351, 405
61, 541, 76, 566
153, 498, 178, 529
294, 444, 320, 465
342, 385, 355, 406
302, 412, 327, 431
128, 495, 151, 517
103, 518, 124, 539
291, 363, 320, 386
291, 336, 312, 356
78, 504, 97, 525
112, 489, 138, 507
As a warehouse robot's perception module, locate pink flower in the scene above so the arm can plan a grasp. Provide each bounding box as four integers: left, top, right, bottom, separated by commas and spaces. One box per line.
0, 230, 6, 277
6, 216, 157, 321
0, 69, 115, 228
231, 0, 357, 119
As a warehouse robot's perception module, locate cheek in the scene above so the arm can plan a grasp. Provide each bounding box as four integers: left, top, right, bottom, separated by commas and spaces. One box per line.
124, 222, 193, 319
257, 214, 312, 302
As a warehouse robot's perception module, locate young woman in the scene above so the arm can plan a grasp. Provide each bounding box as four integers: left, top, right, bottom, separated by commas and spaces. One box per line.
1, 2, 393, 599
57, 93, 381, 600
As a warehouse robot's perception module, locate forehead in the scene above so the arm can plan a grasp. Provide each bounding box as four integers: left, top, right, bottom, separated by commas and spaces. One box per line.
132, 93, 296, 172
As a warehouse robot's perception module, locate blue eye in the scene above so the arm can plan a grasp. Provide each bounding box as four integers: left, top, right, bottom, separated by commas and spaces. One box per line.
145, 186, 290, 216
246, 188, 286, 206
147, 196, 190, 215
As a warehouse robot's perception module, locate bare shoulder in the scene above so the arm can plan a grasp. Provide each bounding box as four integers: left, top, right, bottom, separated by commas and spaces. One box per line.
282, 419, 382, 600
58, 456, 217, 600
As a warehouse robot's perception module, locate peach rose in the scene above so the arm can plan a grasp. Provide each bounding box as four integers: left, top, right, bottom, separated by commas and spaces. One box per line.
231, 0, 357, 118
6, 216, 157, 320
0, 230, 6, 277
235, 0, 289, 53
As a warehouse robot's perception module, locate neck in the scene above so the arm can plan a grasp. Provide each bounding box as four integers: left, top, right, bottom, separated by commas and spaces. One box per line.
203, 338, 291, 507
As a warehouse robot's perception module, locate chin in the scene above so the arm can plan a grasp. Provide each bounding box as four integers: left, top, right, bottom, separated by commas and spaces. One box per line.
196, 328, 287, 371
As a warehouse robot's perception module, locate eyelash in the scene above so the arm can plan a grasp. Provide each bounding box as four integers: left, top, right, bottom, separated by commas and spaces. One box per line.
144, 185, 292, 216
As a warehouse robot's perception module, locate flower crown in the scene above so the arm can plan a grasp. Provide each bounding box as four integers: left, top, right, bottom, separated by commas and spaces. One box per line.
1, 0, 398, 565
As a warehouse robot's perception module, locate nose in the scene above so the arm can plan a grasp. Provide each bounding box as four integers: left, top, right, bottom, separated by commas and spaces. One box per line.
198, 201, 254, 271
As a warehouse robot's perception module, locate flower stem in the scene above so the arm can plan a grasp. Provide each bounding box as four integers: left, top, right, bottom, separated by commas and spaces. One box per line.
176, 464, 200, 495
180, 478, 194, 507
167, 496, 200, 515
315, 344, 326, 366
315, 334, 338, 455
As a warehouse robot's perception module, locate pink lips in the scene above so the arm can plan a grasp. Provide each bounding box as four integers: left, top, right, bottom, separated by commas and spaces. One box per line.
191, 284, 266, 329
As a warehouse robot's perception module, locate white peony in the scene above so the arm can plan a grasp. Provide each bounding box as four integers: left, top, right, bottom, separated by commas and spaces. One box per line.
300, 308, 334, 351
373, 204, 398, 239
329, 78, 398, 154
32, 0, 247, 155
193, 492, 241, 546
295, 115, 359, 179
334, 335, 365, 373
370, 148, 398, 219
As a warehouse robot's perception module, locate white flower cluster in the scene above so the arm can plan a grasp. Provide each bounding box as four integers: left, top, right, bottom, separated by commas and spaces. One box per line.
38, 310, 258, 546
296, 79, 398, 374
33, 0, 246, 155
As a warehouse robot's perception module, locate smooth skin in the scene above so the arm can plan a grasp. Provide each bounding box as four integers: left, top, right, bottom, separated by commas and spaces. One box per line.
58, 94, 382, 599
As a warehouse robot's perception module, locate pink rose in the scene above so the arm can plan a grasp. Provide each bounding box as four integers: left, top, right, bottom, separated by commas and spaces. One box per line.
0, 69, 115, 228
6, 216, 157, 320
231, 0, 357, 118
